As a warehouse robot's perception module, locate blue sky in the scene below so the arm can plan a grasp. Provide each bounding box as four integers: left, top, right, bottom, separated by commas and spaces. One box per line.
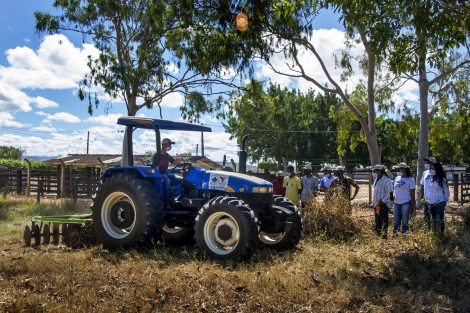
0, 1, 417, 162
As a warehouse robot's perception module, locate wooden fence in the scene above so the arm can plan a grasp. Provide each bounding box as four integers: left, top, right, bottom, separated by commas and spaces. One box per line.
0, 166, 100, 199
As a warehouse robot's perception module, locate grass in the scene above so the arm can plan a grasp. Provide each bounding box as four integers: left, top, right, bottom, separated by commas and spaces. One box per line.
0, 196, 469, 312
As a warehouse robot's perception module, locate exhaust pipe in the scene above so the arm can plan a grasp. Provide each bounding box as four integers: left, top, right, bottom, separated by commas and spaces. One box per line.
238, 134, 249, 173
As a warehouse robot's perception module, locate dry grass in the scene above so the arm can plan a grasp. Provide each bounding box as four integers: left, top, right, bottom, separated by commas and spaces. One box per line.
302, 189, 361, 241
0, 196, 469, 312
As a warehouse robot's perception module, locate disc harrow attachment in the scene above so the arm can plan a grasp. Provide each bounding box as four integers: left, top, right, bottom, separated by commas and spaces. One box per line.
23, 214, 96, 249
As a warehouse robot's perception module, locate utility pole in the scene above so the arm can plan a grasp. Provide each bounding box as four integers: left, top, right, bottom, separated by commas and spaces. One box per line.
86, 131, 90, 155
196, 144, 199, 156
201, 131, 205, 157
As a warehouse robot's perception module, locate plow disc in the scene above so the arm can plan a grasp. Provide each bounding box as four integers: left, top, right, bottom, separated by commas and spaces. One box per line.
23, 214, 96, 249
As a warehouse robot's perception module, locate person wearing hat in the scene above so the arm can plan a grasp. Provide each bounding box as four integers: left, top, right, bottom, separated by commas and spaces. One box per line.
372, 164, 393, 239
300, 164, 319, 207
272, 170, 286, 197
319, 165, 336, 192
392, 163, 416, 238
330, 166, 360, 202
152, 138, 177, 199
420, 156, 436, 227
283, 165, 302, 205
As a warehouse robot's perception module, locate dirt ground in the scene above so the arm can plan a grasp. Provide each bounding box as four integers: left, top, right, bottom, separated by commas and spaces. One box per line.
0, 197, 469, 312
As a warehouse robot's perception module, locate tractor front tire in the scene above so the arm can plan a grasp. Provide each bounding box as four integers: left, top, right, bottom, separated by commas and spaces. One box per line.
258, 196, 303, 250
194, 196, 259, 260
92, 173, 164, 250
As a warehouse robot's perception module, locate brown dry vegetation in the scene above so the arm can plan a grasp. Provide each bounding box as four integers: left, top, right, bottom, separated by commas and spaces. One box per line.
0, 196, 469, 313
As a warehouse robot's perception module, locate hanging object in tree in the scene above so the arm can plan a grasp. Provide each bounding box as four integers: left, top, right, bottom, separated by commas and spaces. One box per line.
235, 12, 249, 31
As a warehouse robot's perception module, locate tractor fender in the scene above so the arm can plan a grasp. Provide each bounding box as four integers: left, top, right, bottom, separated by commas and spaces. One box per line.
101, 166, 164, 196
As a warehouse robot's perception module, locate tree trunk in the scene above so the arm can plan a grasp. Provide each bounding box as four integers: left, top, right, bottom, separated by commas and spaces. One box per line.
364, 129, 381, 166
416, 54, 429, 186
416, 28, 429, 189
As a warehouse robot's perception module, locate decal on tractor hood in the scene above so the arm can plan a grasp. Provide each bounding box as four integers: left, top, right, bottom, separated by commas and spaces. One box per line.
208, 173, 229, 191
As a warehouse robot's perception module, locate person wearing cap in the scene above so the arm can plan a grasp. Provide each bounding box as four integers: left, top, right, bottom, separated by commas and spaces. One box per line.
330, 166, 360, 202
272, 171, 286, 197
319, 166, 336, 192
372, 164, 393, 239
152, 138, 177, 199
300, 164, 319, 207
420, 156, 436, 227
392, 163, 416, 238
283, 165, 302, 205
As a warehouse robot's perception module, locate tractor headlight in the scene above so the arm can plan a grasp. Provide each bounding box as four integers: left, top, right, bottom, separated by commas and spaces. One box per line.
252, 187, 273, 193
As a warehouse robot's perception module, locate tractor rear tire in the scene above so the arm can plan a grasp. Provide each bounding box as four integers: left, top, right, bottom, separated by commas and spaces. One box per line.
92, 173, 164, 250
194, 196, 259, 260
258, 196, 303, 250
161, 224, 195, 245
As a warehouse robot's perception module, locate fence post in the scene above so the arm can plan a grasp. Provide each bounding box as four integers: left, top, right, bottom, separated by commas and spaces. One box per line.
461, 173, 464, 206
59, 161, 65, 198
453, 173, 459, 202
17, 169, 23, 195
368, 171, 372, 205
36, 177, 42, 203
25, 159, 32, 196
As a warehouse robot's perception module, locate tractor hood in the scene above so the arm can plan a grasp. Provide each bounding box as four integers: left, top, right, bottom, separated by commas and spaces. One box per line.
201, 170, 273, 193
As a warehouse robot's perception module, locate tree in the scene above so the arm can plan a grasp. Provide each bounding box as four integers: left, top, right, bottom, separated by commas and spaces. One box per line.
0, 146, 23, 160
204, 0, 400, 165
225, 82, 342, 165
387, 0, 469, 182
35, 0, 252, 165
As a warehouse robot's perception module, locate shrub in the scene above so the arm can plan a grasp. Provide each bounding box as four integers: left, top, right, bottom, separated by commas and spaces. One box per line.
302, 188, 360, 241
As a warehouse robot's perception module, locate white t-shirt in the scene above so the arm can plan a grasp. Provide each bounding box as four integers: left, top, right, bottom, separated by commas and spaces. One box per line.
420, 169, 430, 186
422, 175, 450, 204
393, 176, 416, 204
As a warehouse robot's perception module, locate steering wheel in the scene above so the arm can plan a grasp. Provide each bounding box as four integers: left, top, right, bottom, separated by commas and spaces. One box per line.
170, 162, 193, 177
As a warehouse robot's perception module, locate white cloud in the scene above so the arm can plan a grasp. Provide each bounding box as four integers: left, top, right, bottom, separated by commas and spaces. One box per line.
256, 29, 365, 93
35, 111, 48, 116
1, 34, 99, 90
166, 63, 179, 75
160, 92, 184, 108
85, 113, 122, 126
0, 112, 23, 128
30, 126, 58, 132
0, 81, 33, 112
0, 34, 100, 113
31, 96, 59, 109
47, 112, 81, 123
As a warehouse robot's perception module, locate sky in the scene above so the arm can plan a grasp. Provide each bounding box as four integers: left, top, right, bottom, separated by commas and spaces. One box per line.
0, 1, 418, 163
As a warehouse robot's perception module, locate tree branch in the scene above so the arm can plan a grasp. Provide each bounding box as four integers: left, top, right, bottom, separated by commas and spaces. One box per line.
429, 59, 470, 85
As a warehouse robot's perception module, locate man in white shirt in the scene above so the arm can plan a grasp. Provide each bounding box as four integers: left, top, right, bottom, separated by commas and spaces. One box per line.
420, 156, 436, 228
372, 164, 393, 239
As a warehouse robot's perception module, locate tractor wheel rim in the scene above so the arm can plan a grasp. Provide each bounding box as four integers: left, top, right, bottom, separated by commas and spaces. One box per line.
258, 231, 286, 245
163, 224, 184, 234
101, 192, 137, 239
203, 212, 240, 255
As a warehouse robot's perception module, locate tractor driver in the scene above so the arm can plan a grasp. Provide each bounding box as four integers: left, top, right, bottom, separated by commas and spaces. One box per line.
152, 138, 178, 199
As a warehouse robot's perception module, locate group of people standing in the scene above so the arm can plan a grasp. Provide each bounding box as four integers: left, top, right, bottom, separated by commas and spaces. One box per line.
372, 157, 450, 239
273, 156, 451, 239
272, 164, 360, 208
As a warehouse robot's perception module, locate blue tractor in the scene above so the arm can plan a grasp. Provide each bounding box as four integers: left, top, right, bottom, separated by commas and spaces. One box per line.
91, 117, 302, 260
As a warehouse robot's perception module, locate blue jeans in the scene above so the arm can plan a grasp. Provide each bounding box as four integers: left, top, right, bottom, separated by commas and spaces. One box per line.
393, 201, 411, 234
423, 202, 431, 230
162, 174, 170, 200
429, 201, 446, 236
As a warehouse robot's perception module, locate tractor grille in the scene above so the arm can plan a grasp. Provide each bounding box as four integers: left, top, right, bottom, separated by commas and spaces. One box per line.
235, 193, 273, 213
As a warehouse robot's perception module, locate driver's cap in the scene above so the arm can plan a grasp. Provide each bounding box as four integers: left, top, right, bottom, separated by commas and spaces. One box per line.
162, 138, 175, 145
